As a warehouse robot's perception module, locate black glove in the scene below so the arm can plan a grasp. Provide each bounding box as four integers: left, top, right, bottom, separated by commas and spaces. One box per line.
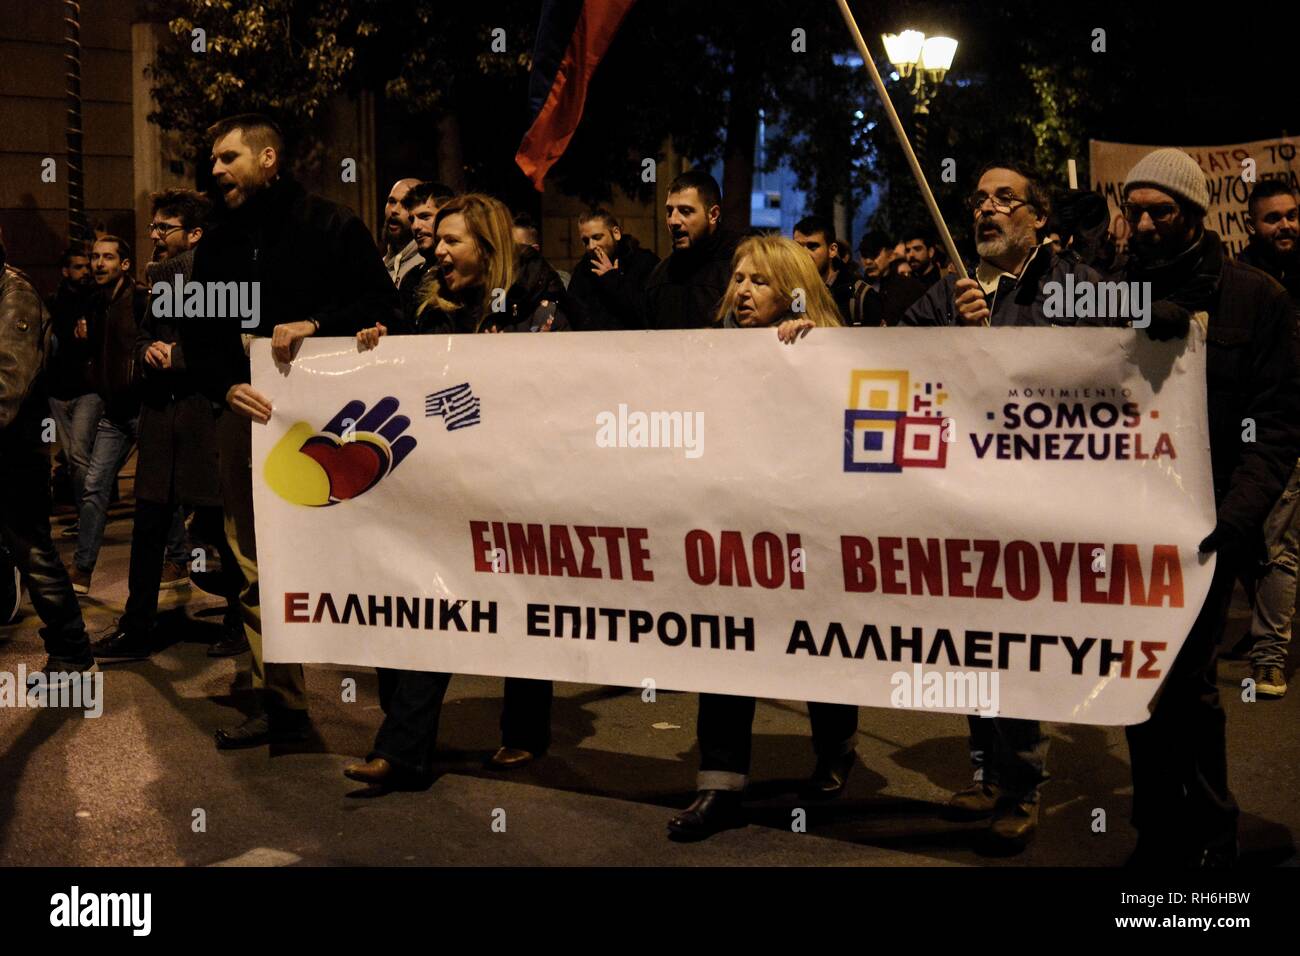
1198, 524, 1236, 554
1144, 300, 1191, 342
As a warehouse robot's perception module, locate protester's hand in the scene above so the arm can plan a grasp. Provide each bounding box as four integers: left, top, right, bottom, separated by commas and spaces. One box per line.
356, 323, 386, 352
74, 318, 88, 340
777, 317, 815, 344
144, 341, 172, 369
271, 319, 317, 363
591, 247, 619, 277
953, 278, 990, 326
226, 383, 273, 424
1198, 522, 1256, 569
1142, 300, 1190, 341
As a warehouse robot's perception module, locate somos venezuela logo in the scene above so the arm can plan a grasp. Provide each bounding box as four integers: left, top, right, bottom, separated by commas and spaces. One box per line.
843, 370, 1177, 473
265, 397, 417, 506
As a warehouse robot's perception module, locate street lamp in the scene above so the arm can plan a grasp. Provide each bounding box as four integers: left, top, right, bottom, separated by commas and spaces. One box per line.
880, 30, 957, 162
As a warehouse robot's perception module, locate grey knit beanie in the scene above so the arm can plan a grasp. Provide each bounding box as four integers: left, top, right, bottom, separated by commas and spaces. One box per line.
1123, 148, 1210, 214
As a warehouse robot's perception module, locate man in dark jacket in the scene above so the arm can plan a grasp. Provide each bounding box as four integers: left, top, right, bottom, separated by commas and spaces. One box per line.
903, 161, 1121, 851
69, 236, 147, 596
643, 171, 740, 329
1239, 179, 1299, 300
850, 230, 926, 326
393, 181, 454, 332
567, 208, 658, 330
46, 245, 97, 538
792, 214, 854, 323
91, 189, 247, 663
0, 232, 96, 677
181, 114, 399, 750
1117, 149, 1300, 866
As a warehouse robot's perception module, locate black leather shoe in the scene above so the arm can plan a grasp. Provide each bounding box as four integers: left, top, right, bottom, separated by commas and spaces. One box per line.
90, 625, 153, 663
214, 708, 311, 750
667, 790, 745, 841
802, 750, 856, 799
208, 622, 250, 657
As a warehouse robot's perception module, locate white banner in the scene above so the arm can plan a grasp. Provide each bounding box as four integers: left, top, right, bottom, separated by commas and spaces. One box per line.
252, 328, 1216, 725
1090, 136, 1300, 256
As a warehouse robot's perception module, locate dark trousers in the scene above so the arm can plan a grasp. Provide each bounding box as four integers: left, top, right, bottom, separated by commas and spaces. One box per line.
122, 499, 241, 636
697, 693, 859, 790
371, 671, 553, 777
1125, 555, 1239, 857
964, 716, 1048, 800
0, 446, 91, 665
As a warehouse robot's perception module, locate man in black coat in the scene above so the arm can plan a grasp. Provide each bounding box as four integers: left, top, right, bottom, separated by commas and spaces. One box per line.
850, 230, 926, 327
642, 171, 739, 329
180, 114, 399, 750
1117, 148, 1300, 866
567, 208, 658, 330
91, 189, 246, 663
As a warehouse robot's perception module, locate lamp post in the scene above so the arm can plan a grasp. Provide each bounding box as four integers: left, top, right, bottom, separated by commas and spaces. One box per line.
880, 31, 957, 165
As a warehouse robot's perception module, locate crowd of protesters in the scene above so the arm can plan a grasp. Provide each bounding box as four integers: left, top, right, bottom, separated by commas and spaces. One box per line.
2, 111, 1298, 867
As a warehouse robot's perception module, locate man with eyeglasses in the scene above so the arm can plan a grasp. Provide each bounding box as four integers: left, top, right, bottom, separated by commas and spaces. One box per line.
91, 189, 249, 664
1116, 148, 1300, 867
902, 161, 1118, 851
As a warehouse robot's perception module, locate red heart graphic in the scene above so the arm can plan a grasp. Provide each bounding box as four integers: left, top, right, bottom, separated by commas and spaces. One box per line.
300, 438, 386, 501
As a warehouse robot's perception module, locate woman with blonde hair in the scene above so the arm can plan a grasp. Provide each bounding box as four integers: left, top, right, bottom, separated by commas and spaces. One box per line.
347, 192, 570, 791
713, 233, 841, 338
670, 234, 859, 840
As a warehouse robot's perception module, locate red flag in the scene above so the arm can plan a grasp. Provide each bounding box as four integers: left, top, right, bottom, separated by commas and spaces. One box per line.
515, 0, 638, 191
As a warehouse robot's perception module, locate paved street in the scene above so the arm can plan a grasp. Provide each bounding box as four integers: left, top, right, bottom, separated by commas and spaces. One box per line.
2, 474, 1297, 868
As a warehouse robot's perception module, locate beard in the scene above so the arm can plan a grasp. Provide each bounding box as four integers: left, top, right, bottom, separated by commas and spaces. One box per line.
976, 217, 1037, 262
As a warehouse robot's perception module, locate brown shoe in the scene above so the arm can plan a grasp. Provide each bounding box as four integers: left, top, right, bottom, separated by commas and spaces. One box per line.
343, 757, 394, 784
989, 796, 1039, 845
945, 782, 1001, 820
487, 746, 536, 769
159, 560, 190, 590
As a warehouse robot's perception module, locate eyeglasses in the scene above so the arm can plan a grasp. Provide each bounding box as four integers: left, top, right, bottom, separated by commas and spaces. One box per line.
969, 192, 1030, 216
147, 221, 184, 236
1121, 202, 1180, 224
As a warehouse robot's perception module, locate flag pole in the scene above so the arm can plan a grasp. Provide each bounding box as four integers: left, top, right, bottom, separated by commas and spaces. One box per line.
833, 0, 969, 282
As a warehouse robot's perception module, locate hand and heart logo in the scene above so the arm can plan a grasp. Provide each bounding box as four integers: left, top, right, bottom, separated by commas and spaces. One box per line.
265, 397, 416, 506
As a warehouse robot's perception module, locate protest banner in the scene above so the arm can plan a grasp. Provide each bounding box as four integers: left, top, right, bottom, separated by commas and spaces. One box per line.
1090, 136, 1300, 255
252, 328, 1215, 725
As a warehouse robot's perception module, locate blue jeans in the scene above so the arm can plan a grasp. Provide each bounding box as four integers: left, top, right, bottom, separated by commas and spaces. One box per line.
1249, 462, 1300, 669
74, 414, 138, 573
48, 393, 104, 509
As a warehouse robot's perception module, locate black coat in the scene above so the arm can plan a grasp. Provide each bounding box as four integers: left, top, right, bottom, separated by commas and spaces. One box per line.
1237, 238, 1300, 303
1122, 229, 1300, 542
642, 228, 740, 330
88, 279, 147, 420
134, 250, 222, 506
45, 280, 96, 400
402, 247, 573, 335
566, 235, 659, 330
183, 175, 399, 405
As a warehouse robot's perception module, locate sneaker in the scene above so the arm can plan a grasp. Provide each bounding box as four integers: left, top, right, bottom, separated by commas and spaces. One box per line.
34, 657, 100, 687
159, 560, 190, 590
90, 625, 153, 663
69, 567, 91, 595
1253, 664, 1287, 699
945, 782, 1001, 820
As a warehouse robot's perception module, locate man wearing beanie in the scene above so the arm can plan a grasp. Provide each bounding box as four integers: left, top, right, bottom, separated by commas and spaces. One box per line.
1118, 147, 1300, 866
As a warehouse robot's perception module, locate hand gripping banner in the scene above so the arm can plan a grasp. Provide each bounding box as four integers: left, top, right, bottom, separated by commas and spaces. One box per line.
253, 328, 1215, 725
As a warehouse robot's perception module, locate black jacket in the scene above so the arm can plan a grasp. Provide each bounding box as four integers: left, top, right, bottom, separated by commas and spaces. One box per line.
850, 269, 927, 327
642, 228, 740, 330
88, 278, 147, 420
134, 250, 222, 506
902, 245, 1109, 328
184, 174, 399, 404
1122, 229, 1300, 542
45, 280, 96, 400
567, 234, 659, 330
404, 247, 573, 335
1237, 238, 1300, 303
